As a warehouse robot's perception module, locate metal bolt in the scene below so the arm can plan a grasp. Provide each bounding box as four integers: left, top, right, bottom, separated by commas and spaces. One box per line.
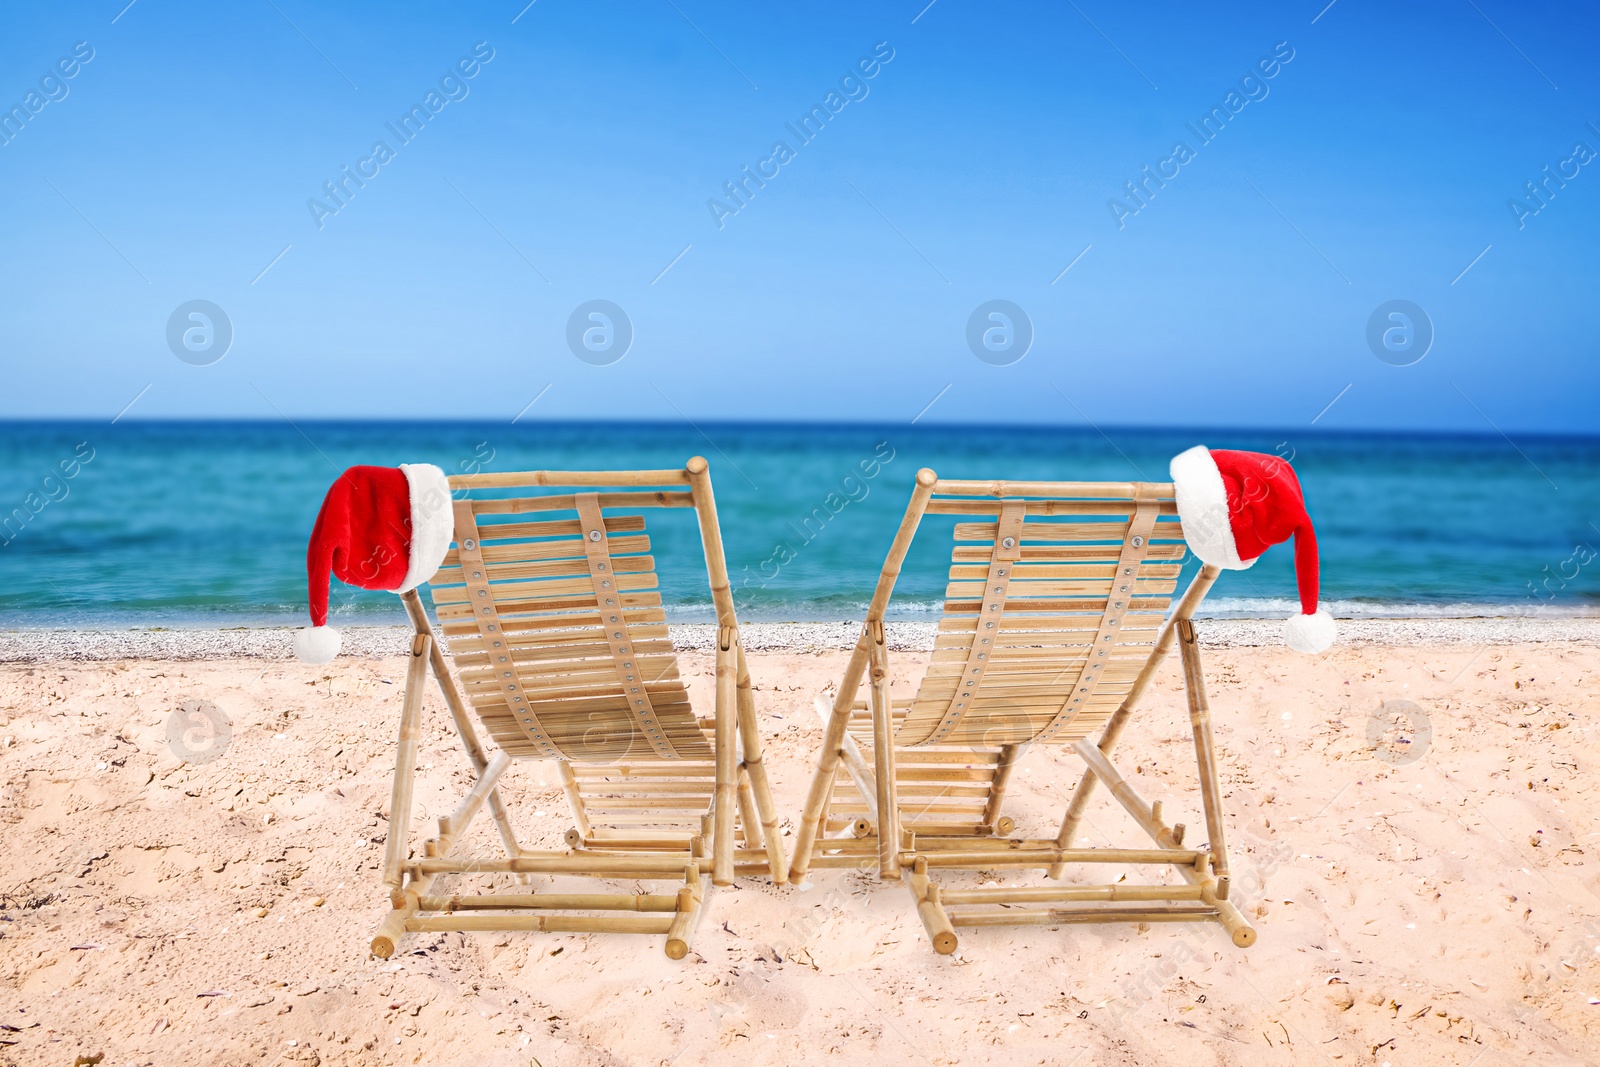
588, 529, 602, 542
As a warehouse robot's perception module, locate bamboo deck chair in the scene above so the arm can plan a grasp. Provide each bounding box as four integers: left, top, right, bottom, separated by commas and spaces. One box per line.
788, 468, 1255, 954
370, 458, 787, 960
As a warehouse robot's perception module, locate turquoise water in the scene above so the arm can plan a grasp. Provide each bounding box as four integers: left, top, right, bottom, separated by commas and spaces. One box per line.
0, 421, 1596, 627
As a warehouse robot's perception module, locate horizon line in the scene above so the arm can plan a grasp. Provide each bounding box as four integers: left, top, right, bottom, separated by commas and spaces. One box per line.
0, 415, 1596, 445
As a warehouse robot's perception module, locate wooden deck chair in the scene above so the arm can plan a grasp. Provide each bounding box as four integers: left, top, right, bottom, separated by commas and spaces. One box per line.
788, 468, 1255, 954
370, 458, 787, 960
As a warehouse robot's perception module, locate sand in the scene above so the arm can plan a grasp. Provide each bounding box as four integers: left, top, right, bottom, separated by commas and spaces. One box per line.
1, 636, 1596, 1066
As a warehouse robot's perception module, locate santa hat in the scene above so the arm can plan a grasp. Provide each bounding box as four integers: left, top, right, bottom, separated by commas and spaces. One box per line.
1169, 446, 1336, 654
293, 464, 453, 664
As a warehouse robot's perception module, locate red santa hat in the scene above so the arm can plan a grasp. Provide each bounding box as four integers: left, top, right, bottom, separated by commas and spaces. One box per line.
1169, 446, 1336, 654
294, 464, 454, 664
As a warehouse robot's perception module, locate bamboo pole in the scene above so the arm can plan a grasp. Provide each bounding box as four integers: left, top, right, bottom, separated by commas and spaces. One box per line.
464, 491, 693, 515
664, 864, 704, 960
556, 760, 591, 840
411, 853, 694, 876
810, 696, 879, 823
899, 835, 1139, 852
735, 769, 761, 850
416, 893, 680, 912
401, 591, 522, 860
1075, 731, 1255, 947
407, 914, 675, 935
950, 906, 1216, 928
980, 744, 1024, 832
685, 456, 738, 629
938, 884, 1204, 906
931, 478, 1173, 499
1177, 618, 1230, 898
372, 889, 420, 956
734, 643, 788, 883
439, 750, 512, 843
905, 859, 958, 955
790, 468, 939, 881
382, 633, 431, 889
868, 621, 900, 880
1052, 564, 1219, 873
575, 834, 698, 850
448, 469, 693, 489
712, 627, 738, 885
1070, 740, 1185, 851
687, 457, 743, 887
915, 847, 1201, 868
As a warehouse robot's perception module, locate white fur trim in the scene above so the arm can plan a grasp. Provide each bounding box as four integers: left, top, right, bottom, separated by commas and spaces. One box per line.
1169, 445, 1254, 571
294, 625, 342, 664
1283, 609, 1336, 654
398, 463, 453, 593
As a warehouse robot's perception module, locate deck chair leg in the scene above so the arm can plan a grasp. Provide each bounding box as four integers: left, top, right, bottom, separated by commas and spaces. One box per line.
867, 621, 901, 879
905, 858, 958, 955
401, 591, 522, 862
556, 760, 592, 843
437, 750, 513, 848
1177, 619, 1230, 895
734, 644, 788, 882
1052, 566, 1220, 873
712, 628, 739, 885
736, 768, 761, 850
982, 744, 1024, 836
382, 634, 431, 890
664, 862, 706, 960
790, 634, 875, 882
810, 695, 881, 827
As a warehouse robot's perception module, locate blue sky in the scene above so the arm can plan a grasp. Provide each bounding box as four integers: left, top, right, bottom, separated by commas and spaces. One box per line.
1, 0, 1596, 433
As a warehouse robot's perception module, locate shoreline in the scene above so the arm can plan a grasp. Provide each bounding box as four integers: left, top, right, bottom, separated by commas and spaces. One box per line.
1, 614, 1596, 661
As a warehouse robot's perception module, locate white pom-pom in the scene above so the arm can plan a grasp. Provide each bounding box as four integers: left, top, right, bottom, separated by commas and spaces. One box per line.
294, 625, 342, 664
1283, 610, 1336, 654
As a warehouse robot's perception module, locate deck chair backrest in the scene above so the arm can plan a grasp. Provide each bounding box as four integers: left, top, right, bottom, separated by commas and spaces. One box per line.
426, 467, 733, 763
895, 481, 1186, 748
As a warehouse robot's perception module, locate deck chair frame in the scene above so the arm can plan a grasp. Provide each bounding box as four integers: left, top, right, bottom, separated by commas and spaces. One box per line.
789, 468, 1255, 954
369, 458, 787, 960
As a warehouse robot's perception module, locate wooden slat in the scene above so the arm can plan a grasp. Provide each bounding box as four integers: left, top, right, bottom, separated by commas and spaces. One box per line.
926, 499, 1180, 517
944, 578, 1178, 600
440, 605, 667, 644
582, 797, 712, 810
451, 470, 692, 489
434, 571, 658, 608
952, 521, 1184, 543
948, 562, 1182, 581
940, 596, 1172, 615
446, 515, 645, 549
935, 611, 1168, 633
571, 763, 716, 777
469, 490, 693, 514
951, 543, 1185, 563
435, 533, 650, 574
932, 479, 1171, 498
433, 552, 654, 589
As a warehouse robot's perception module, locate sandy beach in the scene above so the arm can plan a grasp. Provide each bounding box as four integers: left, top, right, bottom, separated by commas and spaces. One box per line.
1, 628, 1596, 1066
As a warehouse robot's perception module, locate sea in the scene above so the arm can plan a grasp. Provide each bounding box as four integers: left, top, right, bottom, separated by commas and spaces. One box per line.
0, 420, 1596, 629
